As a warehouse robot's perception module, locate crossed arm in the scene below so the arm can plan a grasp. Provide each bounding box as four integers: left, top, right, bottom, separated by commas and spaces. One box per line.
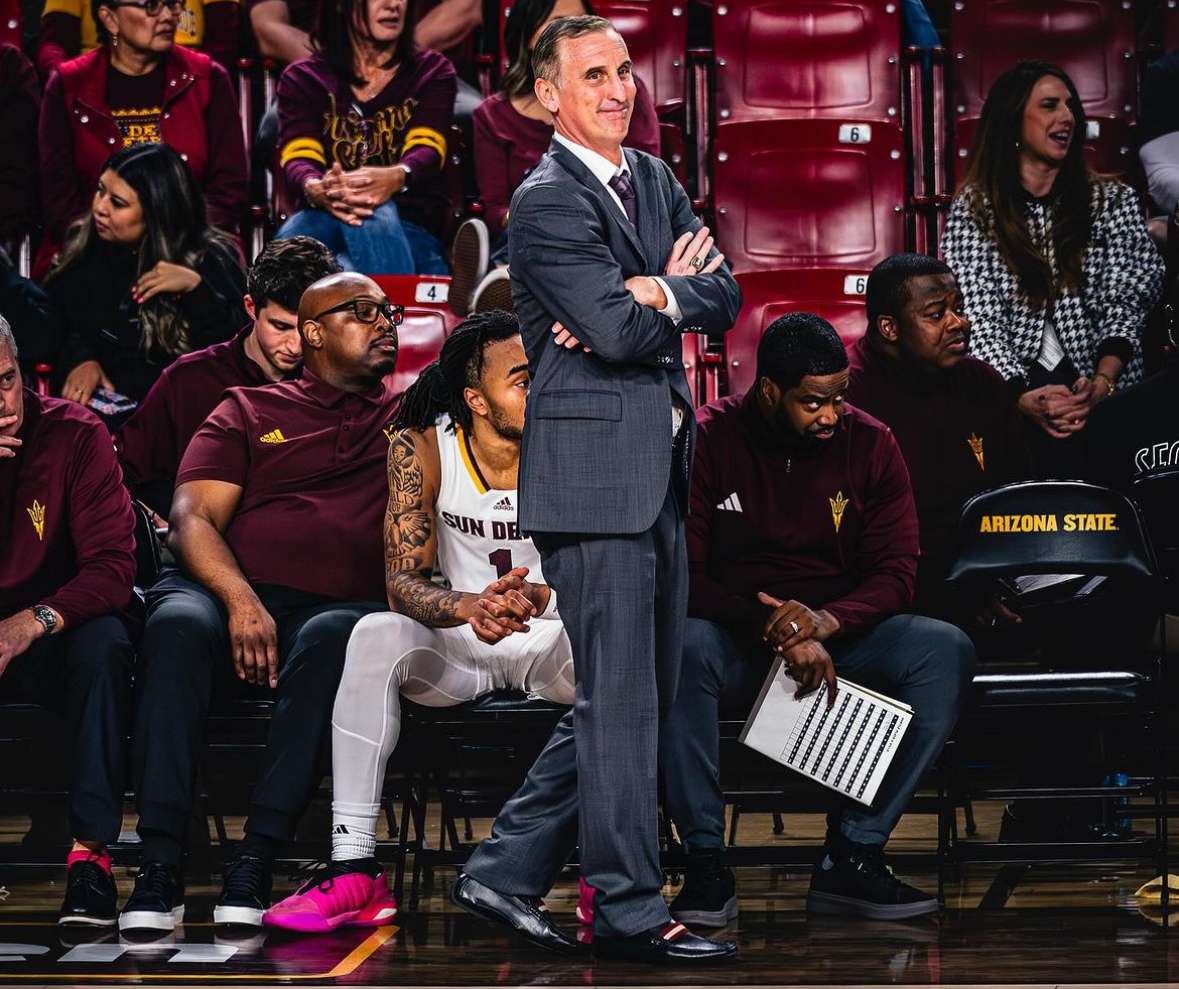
384, 428, 549, 643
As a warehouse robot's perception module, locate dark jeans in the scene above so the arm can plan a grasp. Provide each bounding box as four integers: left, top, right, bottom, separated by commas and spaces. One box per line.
660, 614, 976, 850
0, 615, 134, 844
132, 571, 382, 849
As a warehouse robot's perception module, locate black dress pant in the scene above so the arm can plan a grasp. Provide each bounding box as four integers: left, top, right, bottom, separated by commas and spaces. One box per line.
132, 571, 382, 848
0, 614, 134, 844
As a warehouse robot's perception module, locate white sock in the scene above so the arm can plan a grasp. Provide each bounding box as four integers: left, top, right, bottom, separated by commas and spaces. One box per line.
331, 803, 378, 862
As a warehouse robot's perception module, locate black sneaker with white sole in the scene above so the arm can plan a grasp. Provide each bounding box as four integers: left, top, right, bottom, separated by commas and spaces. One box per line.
119, 862, 185, 932
214, 851, 272, 926
806, 845, 938, 920
59, 858, 118, 927
669, 849, 738, 927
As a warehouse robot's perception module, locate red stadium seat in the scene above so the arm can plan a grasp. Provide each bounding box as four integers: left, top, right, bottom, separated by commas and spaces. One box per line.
724, 269, 869, 397
370, 275, 464, 395
947, 0, 1138, 184
711, 0, 903, 125
498, 1, 686, 111
594, 0, 688, 112
712, 117, 906, 274
949, 0, 1137, 121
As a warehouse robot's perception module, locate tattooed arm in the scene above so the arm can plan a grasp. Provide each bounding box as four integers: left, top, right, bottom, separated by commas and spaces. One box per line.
385, 427, 536, 640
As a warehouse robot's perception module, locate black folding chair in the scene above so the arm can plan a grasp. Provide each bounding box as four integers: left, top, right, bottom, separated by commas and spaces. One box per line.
941, 480, 1169, 908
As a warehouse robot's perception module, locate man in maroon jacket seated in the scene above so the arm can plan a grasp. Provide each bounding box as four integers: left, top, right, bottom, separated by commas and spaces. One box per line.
848, 254, 1031, 625
0, 314, 138, 928
659, 313, 975, 924
117, 236, 340, 517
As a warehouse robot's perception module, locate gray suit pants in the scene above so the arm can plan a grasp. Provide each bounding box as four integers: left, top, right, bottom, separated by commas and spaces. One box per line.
463, 486, 685, 937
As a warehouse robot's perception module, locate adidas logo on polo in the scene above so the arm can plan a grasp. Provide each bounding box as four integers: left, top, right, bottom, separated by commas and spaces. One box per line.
260, 429, 287, 444
717, 493, 744, 512
493, 496, 513, 511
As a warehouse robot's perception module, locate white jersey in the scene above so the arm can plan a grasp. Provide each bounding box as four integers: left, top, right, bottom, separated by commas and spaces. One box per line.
434, 414, 545, 594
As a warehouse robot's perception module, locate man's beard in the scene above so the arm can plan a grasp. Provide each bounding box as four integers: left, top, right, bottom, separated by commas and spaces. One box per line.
773, 406, 838, 451
487, 403, 524, 441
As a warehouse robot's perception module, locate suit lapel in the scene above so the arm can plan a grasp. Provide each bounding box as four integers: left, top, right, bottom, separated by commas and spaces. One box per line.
626, 148, 663, 273
549, 140, 645, 261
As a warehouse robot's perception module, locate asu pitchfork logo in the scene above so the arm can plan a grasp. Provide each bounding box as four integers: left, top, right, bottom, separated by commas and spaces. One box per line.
27, 500, 45, 540
829, 491, 848, 533
968, 433, 985, 471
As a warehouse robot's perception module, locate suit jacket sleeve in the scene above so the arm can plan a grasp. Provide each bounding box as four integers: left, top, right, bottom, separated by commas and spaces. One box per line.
652, 158, 742, 335
509, 181, 682, 364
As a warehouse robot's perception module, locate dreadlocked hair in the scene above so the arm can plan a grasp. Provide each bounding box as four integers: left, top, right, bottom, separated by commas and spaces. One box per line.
392, 310, 522, 434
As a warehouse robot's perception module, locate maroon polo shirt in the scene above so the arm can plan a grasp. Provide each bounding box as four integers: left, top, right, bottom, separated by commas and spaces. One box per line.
846, 335, 1032, 565
175, 369, 398, 604
687, 392, 918, 641
0, 390, 136, 626
117, 325, 277, 498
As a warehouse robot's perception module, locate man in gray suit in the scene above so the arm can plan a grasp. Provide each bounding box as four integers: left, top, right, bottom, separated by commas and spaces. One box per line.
449, 14, 742, 966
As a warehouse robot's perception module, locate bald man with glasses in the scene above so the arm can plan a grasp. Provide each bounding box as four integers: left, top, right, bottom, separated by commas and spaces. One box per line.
122, 273, 403, 933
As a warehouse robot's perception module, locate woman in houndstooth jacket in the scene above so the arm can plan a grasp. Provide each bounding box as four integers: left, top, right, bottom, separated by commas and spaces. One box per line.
942, 60, 1165, 475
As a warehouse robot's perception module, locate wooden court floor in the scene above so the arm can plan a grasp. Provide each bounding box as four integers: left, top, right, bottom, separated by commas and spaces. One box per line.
3, 804, 1179, 987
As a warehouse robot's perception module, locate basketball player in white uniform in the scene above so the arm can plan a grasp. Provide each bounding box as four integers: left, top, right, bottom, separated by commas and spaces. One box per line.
263, 312, 576, 933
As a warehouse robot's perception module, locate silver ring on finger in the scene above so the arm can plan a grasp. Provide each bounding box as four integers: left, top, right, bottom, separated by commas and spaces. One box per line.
690, 256, 705, 271
788, 620, 800, 635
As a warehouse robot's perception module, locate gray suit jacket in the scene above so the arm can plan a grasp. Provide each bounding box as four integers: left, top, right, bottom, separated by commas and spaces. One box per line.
509, 141, 742, 535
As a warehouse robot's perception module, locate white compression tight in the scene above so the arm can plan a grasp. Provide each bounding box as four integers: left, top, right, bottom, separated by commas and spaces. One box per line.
329, 611, 575, 861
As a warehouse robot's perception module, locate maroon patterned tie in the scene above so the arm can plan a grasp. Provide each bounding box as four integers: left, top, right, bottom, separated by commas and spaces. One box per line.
608, 171, 639, 231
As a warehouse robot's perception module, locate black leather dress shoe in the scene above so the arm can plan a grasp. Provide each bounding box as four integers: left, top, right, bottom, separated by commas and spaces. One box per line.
593, 921, 738, 964
449, 873, 580, 953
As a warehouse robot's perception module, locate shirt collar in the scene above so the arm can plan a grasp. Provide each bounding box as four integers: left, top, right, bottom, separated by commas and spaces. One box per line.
297, 368, 390, 408
553, 133, 630, 190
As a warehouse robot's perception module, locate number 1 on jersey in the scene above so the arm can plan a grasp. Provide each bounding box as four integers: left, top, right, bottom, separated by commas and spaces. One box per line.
488, 548, 514, 579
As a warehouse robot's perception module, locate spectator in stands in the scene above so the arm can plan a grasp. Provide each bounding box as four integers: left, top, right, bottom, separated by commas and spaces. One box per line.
37, 0, 247, 268
37, 0, 239, 81
121, 271, 402, 933
116, 235, 340, 517
0, 314, 138, 928
454, 0, 663, 315
660, 313, 974, 925
275, 0, 456, 275
942, 60, 1164, 477
0, 43, 39, 246
847, 253, 1031, 623
44, 144, 246, 414
250, 0, 476, 83
1, 251, 61, 370
264, 312, 579, 933
1139, 49, 1179, 230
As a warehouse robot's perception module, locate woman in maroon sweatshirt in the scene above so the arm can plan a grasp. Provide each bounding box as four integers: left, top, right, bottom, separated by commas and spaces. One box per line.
275, 0, 456, 274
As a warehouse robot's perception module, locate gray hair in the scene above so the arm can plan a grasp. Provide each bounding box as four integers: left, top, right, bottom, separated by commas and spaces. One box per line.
0, 314, 16, 362
531, 14, 615, 88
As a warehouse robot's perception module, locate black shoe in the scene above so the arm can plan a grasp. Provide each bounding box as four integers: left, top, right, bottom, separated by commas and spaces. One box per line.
448, 218, 489, 316
669, 849, 738, 927
59, 857, 118, 927
806, 844, 938, 920
593, 921, 738, 965
119, 862, 185, 932
449, 872, 580, 954
214, 850, 272, 927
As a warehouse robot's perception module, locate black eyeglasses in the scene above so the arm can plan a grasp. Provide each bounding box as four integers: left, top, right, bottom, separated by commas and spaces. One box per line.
310, 298, 405, 326
110, 0, 183, 15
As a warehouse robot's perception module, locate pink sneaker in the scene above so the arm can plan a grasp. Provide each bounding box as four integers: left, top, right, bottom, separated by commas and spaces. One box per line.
575, 877, 596, 926
263, 867, 398, 933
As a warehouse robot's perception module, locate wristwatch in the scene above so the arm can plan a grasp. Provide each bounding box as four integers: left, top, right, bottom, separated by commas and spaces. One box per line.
31, 605, 57, 635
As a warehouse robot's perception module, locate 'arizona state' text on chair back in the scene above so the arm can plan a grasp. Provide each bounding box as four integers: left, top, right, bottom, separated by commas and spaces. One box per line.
943, 480, 1169, 900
